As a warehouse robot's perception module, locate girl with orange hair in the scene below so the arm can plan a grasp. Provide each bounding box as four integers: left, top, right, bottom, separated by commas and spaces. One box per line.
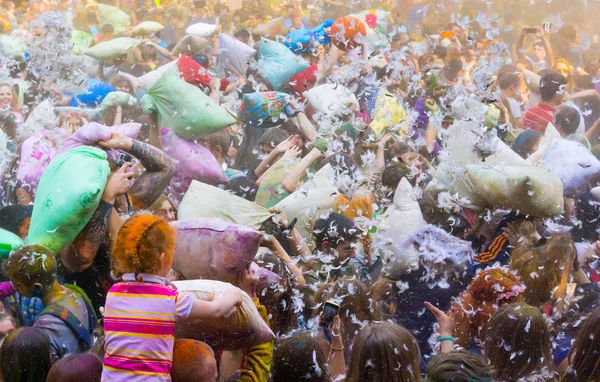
102, 215, 243, 382
449, 268, 526, 349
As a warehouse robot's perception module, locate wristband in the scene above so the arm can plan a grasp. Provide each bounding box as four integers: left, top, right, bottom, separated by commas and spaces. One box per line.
438, 336, 455, 342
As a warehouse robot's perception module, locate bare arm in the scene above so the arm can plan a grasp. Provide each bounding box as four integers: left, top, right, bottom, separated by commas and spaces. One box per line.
515, 29, 527, 62
64, 163, 134, 273
186, 289, 242, 320
281, 148, 323, 193
150, 42, 177, 61
538, 28, 555, 69
286, 227, 311, 260
98, 134, 175, 209
63, 201, 115, 273
112, 104, 122, 126
127, 139, 176, 209
293, 112, 317, 143
328, 316, 346, 381
262, 234, 306, 284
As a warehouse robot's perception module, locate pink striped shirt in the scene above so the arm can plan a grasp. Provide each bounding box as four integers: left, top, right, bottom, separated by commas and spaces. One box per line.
101, 273, 193, 382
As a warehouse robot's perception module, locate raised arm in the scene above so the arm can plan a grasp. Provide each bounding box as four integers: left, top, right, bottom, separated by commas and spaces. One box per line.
149, 41, 178, 61
187, 288, 243, 319
537, 27, 555, 69
98, 133, 176, 209
280, 148, 323, 193
64, 163, 134, 273
515, 28, 527, 62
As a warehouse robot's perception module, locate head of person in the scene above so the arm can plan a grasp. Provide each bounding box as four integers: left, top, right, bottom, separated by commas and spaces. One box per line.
101, 23, 114, 37
255, 251, 299, 335
442, 58, 463, 83
202, 130, 230, 163
111, 215, 175, 278
234, 28, 250, 45
3, 245, 56, 299
539, 70, 568, 104
498, 64, 522, 98
574, 74, 594, 93
191, 53, 212, 68
381, 163, 414, 195
513, 129, 543, 159
0, 327, 53, 382
531, 41, 546, 62
271, 331, 331, 382
0, 314, 15, 339
86, 11, 99, 25
247, 11, 260, 28
559, 24, 577, 44
314, 278, 379, 346
425, 350, 493, 382
432, 45, 447, 61
554, 58, 572, 79
554, 105, 581, 137
511, 230, 576, 307
141, 44, 158, 62
288, 8, 302, 26
0, 83, 16, 112
148, 194, 177, 222
171, 339, 217, 382
257, 127, 289, 155
452, 268, 525, 348
110, 75, 136, 97
46, 353, 103, 382
346, 322, 421, 382
484, 303, 554, 381
58, 111, 84, 134
313, 213, 359, 262
0, 111, 17, 141
0, 205, 32, 239
562, 307, 600, 382
447, 22, 463, 40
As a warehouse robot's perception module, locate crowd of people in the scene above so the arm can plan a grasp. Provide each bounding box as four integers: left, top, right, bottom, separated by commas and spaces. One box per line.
1, 0, 600, 380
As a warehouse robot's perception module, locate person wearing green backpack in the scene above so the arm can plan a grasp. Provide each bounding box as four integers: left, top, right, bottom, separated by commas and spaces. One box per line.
3, 245, 97, 359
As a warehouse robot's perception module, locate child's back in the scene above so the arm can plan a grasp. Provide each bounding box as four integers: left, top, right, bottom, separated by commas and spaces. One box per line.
102, 273, 193, 381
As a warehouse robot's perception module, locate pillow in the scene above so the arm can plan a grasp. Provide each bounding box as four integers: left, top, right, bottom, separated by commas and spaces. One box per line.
178, 180, 273, 230
28, 146, 110, 253
84, 37, 140, 61
257, 38, 309, 90
171, 218, 261, 285
217, 33, 256, 77
174, 279, 275, 350
541, 138, 600, 196
141, 66, 235, 140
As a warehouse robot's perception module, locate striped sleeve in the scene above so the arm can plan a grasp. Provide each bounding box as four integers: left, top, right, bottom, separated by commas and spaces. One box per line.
175, 291, 193, 320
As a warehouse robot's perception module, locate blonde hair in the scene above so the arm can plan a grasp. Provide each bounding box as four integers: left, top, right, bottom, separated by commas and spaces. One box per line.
511, 230, 576, 308
0, 82, 20, 113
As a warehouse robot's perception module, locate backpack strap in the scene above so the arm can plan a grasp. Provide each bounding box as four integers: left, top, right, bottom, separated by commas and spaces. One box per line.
38, 285, 97, 348
64, 284, 98, 333
40, 304, 93, 347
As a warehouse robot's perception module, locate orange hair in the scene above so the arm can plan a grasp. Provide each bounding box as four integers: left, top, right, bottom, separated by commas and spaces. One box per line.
335, 192, 374, 261
111, 215, 175, 278
451, 268, 525, 348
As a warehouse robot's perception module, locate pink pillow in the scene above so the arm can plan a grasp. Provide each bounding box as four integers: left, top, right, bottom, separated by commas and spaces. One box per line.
57, 122, 141, 162
170, 218, 261, 285
161, 128, 228, 197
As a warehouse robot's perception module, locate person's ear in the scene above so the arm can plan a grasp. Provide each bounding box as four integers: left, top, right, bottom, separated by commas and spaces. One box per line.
32, 283, 43, 296
320, 240, 330, 252
216, 145, 223, 156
